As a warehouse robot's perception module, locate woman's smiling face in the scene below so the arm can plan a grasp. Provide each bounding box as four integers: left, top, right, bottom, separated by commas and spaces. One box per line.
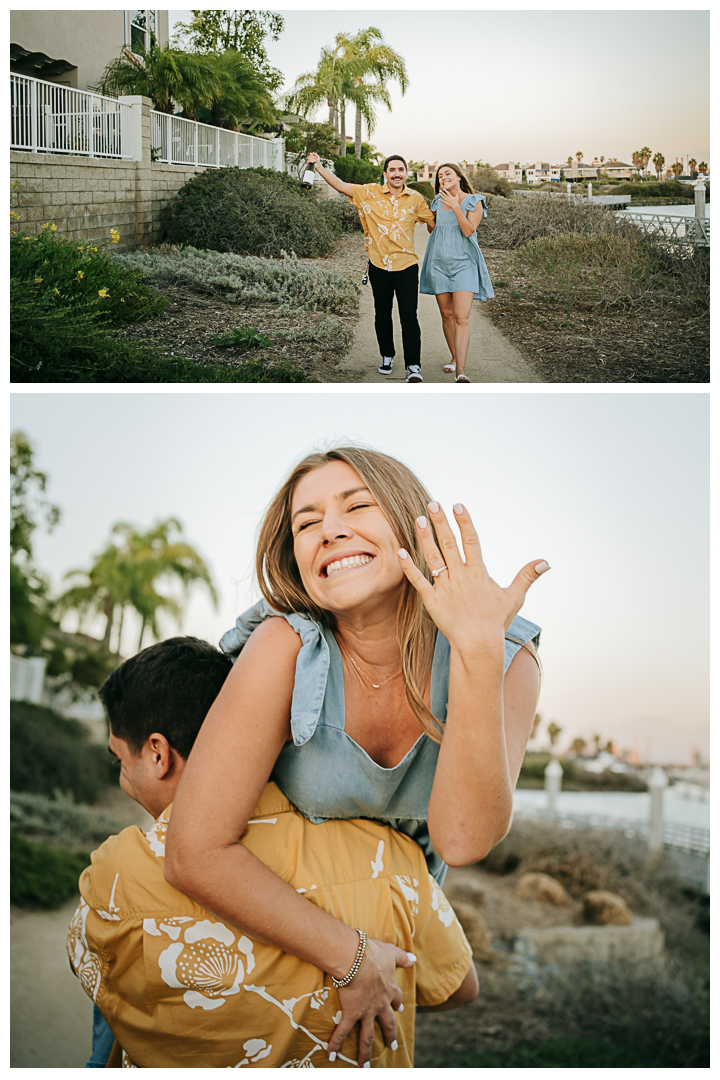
290, 461, 405, 615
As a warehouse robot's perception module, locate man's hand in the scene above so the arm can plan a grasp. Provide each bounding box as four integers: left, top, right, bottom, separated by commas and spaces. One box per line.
303, 153, 353, 198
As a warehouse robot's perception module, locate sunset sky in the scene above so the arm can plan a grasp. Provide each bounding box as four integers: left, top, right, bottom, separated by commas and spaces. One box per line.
170, 5, 710, 167
11, 391, 709, 766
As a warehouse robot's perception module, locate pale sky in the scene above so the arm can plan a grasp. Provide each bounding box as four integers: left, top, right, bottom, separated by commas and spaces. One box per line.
10, 391, 709, 766
169, 6, 710, 167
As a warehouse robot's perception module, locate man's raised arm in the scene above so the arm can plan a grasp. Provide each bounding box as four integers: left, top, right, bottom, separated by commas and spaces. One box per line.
305, 152, 354, 198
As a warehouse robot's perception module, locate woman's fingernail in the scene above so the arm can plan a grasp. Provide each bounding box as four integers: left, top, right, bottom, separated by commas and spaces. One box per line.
328, 1052, 336, 1062
397, 548, 408, 560
535, 561, 550, 575
363, 1062, 371, 1069
391, 1040, 398, 1052
407, 952, 417, 963
453, 503, 464, 515
428, 501, 439, 514
398, 1003, 404, 1012
416, 515, 428, 529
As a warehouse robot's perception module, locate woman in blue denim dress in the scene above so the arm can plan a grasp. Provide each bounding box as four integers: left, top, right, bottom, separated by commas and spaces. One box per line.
420, 164, 495, 382
166, 446, 548, 1066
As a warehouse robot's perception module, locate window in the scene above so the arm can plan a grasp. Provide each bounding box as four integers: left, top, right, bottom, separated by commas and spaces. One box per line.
127, 10, 157, 51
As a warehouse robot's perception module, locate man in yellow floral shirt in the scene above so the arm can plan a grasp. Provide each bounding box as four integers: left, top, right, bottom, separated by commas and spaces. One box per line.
306, 152, 435, 382
68, 638, 476, 1068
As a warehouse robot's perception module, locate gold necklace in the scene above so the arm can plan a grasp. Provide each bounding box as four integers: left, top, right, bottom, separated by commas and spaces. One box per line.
344, 649, 402, 690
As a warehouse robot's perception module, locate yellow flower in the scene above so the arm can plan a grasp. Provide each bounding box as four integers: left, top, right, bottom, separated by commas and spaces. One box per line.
53, 288, 60, 295
120, 298, 125, 302
76, 271, 84, 280
98, 288, 109, 298
50, 224, 57, 231
35, 277, 43, 284
110, 229, 120, 243
93, 246, 98, 252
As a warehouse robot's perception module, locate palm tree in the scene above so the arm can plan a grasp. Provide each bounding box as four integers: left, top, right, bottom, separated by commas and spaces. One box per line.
98, 40, 218, 116
698, 161, 708, 175
547, 721, 563, 750
652, 151, 665, 180
338, 27, 408, 159
202, 49, 277, 130
671, 159, 683, 179
289, 44, 350, 150
57, 518, 217, 655
639, 145, 652, 177
569, 737, 587, 757
566, 156, 573, 166
575, 151, 583, 166
688, 157, 697, 178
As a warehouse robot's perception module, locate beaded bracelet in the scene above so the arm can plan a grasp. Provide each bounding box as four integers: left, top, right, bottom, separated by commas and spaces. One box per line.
331, 929, 367, 989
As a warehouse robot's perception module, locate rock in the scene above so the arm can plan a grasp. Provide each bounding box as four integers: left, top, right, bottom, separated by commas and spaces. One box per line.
451, 901, 494, 960
582, 890, 633, 926
444, 878, 485, 907
515, 872, 570, 906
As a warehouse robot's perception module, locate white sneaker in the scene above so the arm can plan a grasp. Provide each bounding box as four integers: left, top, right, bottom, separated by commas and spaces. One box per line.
378, 357, 394, 375
405, 365, 423, 383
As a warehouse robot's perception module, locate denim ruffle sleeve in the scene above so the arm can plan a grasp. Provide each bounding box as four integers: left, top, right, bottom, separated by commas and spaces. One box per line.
219, 599, 329, 746
462, 193, 488, 217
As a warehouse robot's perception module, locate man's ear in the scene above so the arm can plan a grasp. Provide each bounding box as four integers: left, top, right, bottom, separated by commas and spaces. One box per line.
147, 733, 174, 779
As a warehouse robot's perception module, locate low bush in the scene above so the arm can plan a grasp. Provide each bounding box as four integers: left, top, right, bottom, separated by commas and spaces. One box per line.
514, 230, 709, 313
479, 193, 625, 249
319, 196, 362, 233
10, 831, 90, 909
614, 180, 690, 199
10, 222, 167, 326
471, 164, 513, 199
161, 167, 341, 258
407, 181, 435, 203
11, 286, 304, 382
10, 700, 115, 803
10, 790, 124, 852
113, 247, 358, 316
330, 154, 382, 186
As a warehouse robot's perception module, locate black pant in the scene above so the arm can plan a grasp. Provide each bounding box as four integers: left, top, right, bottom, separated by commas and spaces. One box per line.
368, 262, 421, 368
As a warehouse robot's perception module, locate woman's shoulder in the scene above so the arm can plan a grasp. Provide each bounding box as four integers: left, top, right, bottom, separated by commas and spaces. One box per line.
219, 599, 318, 660
430, 193, 442, 210
462, 192, 487, 210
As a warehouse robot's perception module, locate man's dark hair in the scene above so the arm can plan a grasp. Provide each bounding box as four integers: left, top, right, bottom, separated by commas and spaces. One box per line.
383, 155, 407, 174
99, 637, 233, 759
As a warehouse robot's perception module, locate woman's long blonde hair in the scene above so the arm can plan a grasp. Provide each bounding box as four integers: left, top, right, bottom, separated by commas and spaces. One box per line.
256, 446, 445, 742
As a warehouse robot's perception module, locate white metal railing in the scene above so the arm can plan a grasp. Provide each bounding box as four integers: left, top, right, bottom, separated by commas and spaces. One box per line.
11, 73, 132, 159
619, 211, 710, 246
150, 111, 283, 171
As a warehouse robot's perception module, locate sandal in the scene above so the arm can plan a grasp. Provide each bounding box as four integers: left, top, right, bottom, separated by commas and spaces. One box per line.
443, 361, 456, 373
455, 373, 471, 383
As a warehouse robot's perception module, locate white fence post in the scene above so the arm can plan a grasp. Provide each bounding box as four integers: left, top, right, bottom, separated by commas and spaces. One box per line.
10, 655, 47, 703
694, 179, 706, 220
648, 766, 668, 852
544, 757, 563, 816
118, 96, 144, 161
587, 182, 592, 200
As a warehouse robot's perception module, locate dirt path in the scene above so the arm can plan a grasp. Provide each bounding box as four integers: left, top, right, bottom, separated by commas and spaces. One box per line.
340, 227, 540, 383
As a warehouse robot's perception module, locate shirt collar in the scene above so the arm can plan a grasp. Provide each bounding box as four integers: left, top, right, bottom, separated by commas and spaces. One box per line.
381, 182, 410, 196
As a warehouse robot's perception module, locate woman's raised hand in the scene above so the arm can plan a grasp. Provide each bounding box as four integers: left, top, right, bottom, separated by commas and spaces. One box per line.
397, 502, 549, 649
306, 151, 320, 164
438, 188, 461, 211
327, 939, 415, 1068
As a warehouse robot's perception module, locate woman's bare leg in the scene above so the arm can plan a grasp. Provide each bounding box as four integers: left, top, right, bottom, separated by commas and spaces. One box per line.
451, 292, 474, 376
436, 293, 455, 367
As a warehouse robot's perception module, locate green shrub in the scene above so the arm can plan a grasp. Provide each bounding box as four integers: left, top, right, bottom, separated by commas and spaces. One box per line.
10, 830, 89, 909
10, 700, 115, 803
10, 284, 308, 382
213, 326, 272, 348
161, 167, 340, 257
10, 790, 124, 852
319, 196, 362, 233
10, 223, 167, 326
614, 180, 689, 199
407, 181, 435, 204
330, 154, 382, 186
113, 247, 359, 316
472, 164, 513, 199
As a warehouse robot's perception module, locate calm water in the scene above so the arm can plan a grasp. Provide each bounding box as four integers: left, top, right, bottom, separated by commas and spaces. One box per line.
618, 203, 710, 218
513, 787, 709, 829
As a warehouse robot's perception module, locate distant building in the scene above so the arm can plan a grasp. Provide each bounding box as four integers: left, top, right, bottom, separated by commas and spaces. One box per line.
10, 9, 170, 92
522, 161, 563, 184
494, 162, 521, 181
599, 160, 634, 179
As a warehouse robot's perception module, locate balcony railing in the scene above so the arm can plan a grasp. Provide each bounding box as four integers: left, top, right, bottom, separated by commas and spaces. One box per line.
11, 73, 132, 158
150, 111, 283, 170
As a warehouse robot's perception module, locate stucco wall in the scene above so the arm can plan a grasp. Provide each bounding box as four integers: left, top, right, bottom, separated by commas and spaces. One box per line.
11, 10, 170, 91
